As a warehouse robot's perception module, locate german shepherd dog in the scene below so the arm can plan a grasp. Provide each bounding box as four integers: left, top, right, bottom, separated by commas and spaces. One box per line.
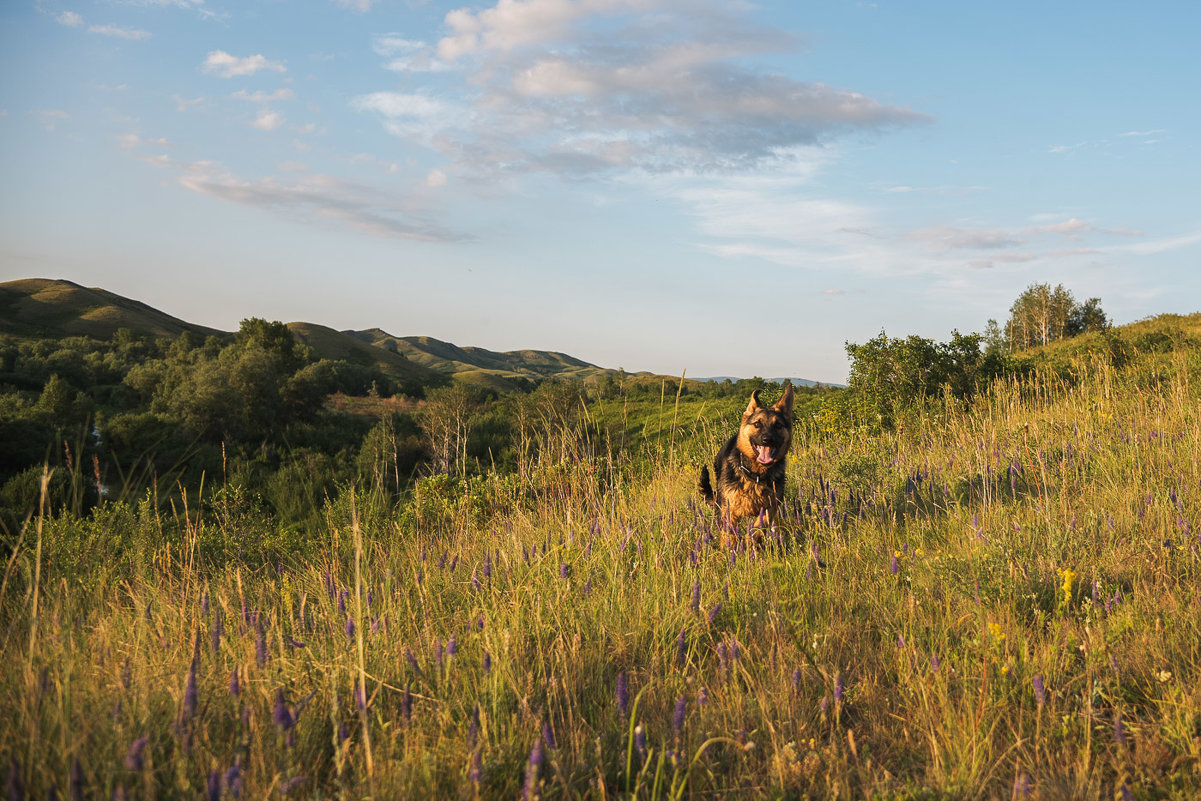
699, 382, 794, 547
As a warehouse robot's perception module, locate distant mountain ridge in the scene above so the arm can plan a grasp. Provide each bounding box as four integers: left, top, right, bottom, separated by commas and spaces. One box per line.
0, 278, 833, 389
0, 278, 645, 390
693, 376, 834, 388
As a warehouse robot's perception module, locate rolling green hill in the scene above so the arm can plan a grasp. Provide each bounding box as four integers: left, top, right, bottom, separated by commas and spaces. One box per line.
0, 278, 226, 340
0, 278, 678, 390
347, 329, 611, 388
285, 321, 445, 388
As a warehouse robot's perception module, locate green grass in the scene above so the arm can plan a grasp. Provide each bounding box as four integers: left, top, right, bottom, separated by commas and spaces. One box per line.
2, 347, 1200, 799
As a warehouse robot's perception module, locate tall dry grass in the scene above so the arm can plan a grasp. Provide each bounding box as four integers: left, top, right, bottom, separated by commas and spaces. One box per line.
1, 351, 1199, 799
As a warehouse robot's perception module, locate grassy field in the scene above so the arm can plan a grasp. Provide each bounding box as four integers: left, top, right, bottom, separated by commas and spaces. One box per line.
2, 339, 1200, 799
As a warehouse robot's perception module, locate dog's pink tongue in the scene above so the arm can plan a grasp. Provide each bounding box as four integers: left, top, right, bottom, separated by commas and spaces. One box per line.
756, 445, 775, 464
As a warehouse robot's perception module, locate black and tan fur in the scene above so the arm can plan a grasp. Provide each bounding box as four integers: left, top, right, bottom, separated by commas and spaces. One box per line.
699, 382, 794, 547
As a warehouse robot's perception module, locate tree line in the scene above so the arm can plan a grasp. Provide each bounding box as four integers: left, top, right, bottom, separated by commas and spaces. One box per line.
842, 284, 1111, 431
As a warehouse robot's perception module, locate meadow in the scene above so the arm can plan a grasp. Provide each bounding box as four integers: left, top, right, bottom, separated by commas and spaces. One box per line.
3, 342, 1200, 799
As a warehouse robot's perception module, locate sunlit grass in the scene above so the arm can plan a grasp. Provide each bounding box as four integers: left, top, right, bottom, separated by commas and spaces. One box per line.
2, 351, 1200, 799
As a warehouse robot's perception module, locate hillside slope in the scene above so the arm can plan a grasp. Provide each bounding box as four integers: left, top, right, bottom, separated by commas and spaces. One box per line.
286, 322, 445, 388
0, 278, 226, 340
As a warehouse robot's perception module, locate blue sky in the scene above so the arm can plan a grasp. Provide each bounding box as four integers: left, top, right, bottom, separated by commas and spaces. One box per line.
2, 1, 1198, 384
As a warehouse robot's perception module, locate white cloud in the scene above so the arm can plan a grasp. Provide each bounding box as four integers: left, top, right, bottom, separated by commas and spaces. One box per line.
173, 94, 205, 111
251, 110, 285, 131
89, 24, 153, 39
906, 225, 1025, 251
372, 35, 451, 72
357, 0, 929, 179
333, 0, 375, 12
232, 88, 297, 103
202, 50, 286, 78
118, 132, 170, 149
425, 168, 448, 188
1026, 217, 1142, 240
32, 109, 69, 131
57, 11, 84, 26
351, 92, 464, 142
174, 160, 466, 242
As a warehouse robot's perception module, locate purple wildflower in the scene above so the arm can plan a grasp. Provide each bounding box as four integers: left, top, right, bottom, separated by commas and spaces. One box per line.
672, 696, 686, 735
401, 685, 413, 723
6, 760, 23, 801
616, 672, 630, 716
207, 769, 220, 801
285, 635, 305, 649
542, 722, 556, 750
675, 628, 687, 667
634, 725, 647, 757
690, 582, 700, 615
792, 668, 802, 692
466, 706, 480, 749
483, 652, 492, 675
697, 687, 708, 706
446, 635, 458, 657
70, 757, 84, 801
470, 748, 483, 785
1014, 772, 1031, 798
123, 737, 148, 772
224, 764, 242, 799
344, 617, 355, 640
228, 668, 240, 699
560, 562, 569, 579
833, 674, 844, 704
404, 648, 418, 672
183, 660, 198, 721
931, 654, 941, 671
338, 590, 346, 615
256, 622, 267, 668
273, 689, 294, 730
523, 740, 544, 801
201, 592, 209, 614
1032, 675, 1046, 706
278, 776, 307, 796
1113, 712, 1128, 745
1119, 784, 1135, 801
890, 553, 899, 575
210, 610, 223, 655
707, 603, 723, 625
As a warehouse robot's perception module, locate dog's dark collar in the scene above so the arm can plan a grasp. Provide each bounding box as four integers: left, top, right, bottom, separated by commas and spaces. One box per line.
737, 451, 768, 482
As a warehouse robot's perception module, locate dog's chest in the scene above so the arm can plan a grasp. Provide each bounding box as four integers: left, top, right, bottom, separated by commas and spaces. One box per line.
720, 468, 779, 517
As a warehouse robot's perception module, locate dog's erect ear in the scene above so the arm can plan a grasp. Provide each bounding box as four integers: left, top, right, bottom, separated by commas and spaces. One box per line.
744, 389, 763, 418
772, 381, 794, 417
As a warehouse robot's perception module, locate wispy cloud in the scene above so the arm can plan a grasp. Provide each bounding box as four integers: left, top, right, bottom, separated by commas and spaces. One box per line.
202, 50, 286, 78
56, 11, 83, 27
174, 161, 465, 241
358, 0, 929, 179
333, 0, 375, 12
89, 24, 152, 40
32, 109, 69, 131
907, 225, 1024, 251
251, 110, 285, 131
172, 94, 205, 112
117, 130, 458, 241
232, 88, 296, 103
